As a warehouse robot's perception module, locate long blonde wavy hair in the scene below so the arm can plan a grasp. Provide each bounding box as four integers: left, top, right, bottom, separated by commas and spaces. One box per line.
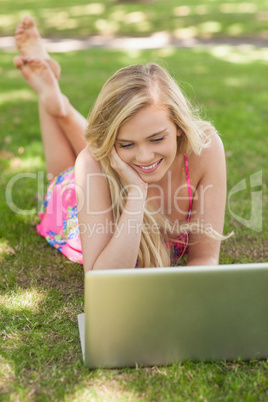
85, 63, 220, 267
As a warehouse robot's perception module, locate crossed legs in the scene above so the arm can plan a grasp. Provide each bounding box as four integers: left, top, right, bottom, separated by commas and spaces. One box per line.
14, 16, 87, 177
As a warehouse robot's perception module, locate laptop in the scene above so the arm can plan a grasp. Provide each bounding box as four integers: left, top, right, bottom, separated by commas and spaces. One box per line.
78, 263, 268, 369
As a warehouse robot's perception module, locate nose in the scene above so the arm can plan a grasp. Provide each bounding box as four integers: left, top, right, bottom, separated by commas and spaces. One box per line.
135, 145, 154, 165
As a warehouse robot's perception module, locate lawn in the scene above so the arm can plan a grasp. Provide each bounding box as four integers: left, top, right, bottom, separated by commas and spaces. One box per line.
1, 1, 268, 400
1, 0, 268, 40
1, 43, 268, 400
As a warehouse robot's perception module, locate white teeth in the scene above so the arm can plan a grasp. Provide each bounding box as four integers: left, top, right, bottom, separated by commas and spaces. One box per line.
139, 160, 160, 170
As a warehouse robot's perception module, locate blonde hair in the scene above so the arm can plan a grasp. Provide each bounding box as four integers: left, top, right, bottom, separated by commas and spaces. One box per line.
85, 63, 221, 267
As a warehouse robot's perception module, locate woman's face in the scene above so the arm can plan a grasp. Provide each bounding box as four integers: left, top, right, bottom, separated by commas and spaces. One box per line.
115, 104, 181, 184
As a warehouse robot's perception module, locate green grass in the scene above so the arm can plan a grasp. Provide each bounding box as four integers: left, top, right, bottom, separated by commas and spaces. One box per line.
1, 0, 268, 40
1, 3, 268, 399
0, 44, 268, 400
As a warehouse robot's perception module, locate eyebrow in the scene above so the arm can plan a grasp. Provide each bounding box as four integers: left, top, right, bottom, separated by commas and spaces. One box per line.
117, 128, 168, 143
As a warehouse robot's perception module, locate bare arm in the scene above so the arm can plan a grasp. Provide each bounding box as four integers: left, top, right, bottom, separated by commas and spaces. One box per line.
75, 148, 147, 272
186, 133, 227, 266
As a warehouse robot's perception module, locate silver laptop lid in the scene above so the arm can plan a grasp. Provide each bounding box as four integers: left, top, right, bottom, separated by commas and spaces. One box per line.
81, 263, 268, 368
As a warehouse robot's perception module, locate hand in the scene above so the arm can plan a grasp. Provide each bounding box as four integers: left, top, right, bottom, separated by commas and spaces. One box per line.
109, 147, 147, 195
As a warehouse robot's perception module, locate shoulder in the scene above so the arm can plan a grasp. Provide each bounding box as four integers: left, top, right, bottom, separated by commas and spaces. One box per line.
75, 147, 106, 192
75, 147, 102, 175
188, 132, 225, 181
75, 147, 112, 214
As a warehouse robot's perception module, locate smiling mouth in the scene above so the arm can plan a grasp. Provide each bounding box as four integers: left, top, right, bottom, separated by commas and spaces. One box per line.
135, 158, 163, 172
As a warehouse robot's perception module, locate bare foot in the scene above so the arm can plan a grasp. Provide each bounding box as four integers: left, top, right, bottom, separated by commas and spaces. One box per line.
14, 56, 66, 117
15, 16, 61, 79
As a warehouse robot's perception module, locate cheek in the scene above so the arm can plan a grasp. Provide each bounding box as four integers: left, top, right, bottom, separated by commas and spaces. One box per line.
164, 139, 178, 155
116, 148, 131, 163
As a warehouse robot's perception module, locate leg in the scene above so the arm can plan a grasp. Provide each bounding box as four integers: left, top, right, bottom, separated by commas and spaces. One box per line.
14, 56, 87, 176
39, 102, 76, 177
56, 96, 87, 157
39, 98, 87, 176
14, 55, 66, 117
14, 17, 87, 157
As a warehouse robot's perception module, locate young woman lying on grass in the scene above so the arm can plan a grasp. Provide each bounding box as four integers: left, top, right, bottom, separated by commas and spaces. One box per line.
14, 16, 228, 272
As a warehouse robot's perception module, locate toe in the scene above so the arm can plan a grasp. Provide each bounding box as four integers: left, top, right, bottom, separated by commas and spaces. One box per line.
23, 16, 35, 28
13, 56, 24, 69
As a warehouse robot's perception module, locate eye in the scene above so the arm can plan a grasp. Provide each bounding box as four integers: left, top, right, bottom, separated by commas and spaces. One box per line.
118, 143, 134, 149
151, 136, 165, 143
